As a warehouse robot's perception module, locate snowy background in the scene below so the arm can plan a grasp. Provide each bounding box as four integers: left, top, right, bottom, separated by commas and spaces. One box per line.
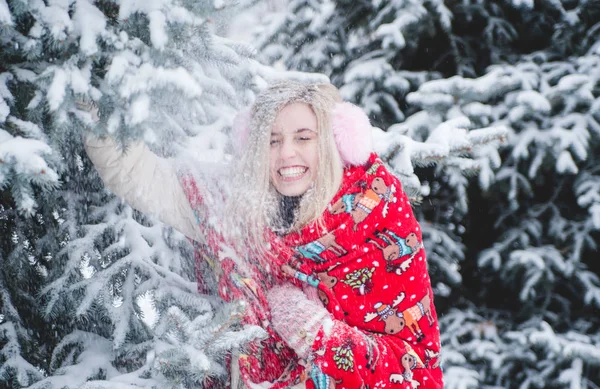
0, 0, 599, 388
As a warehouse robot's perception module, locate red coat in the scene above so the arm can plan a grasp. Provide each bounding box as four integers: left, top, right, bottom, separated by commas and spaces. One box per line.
181, 153, 443, 389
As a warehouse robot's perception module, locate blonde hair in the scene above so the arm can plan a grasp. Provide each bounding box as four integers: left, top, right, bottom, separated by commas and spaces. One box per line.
226, 81, 344, 252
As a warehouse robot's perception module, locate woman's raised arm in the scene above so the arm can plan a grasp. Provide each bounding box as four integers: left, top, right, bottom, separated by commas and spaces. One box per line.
84, 134, 203, 242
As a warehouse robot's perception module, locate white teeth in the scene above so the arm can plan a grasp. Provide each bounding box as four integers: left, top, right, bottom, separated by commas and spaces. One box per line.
279, 167, 307, 177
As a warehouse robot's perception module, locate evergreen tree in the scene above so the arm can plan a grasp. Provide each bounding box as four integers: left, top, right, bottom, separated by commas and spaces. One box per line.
408, 45, 600, 388
1, 0, 268, 387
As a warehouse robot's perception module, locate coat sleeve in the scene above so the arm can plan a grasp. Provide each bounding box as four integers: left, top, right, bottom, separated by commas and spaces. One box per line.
83, 134, 203, 242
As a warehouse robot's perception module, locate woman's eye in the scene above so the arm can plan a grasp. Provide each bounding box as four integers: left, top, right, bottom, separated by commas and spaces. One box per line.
270, 139, 280, 146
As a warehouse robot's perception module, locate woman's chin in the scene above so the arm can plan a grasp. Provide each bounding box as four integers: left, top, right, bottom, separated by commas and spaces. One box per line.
273, 180, 312, 197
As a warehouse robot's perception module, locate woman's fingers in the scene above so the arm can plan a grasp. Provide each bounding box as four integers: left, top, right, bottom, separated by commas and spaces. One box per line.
75, 99, 100, 123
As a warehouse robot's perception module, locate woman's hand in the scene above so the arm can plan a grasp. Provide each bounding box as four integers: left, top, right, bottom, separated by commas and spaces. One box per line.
266, 284, 333, 360
75, 99, 100, 125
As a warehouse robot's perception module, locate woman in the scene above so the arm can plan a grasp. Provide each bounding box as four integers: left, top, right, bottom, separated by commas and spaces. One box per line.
84, 81, 443, 389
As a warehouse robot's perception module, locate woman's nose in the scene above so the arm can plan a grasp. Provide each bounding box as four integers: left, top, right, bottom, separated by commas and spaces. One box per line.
279, 139, 297, 159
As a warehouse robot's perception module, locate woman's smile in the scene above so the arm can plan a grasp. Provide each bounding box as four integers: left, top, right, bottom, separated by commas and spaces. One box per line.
278, 166, 309, 180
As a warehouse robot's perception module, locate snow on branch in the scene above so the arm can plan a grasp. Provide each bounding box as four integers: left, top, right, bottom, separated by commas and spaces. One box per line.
575, 170, 600, 230
373, 115, 507, 197
0, 127, 60, 215
0, 321, 43, 387
527, 321, 600, 362
440, 307, 600, 389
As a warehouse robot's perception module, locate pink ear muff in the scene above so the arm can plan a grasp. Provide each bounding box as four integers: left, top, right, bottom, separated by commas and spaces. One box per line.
231, 102, 373, 166
331, 102, 373, 166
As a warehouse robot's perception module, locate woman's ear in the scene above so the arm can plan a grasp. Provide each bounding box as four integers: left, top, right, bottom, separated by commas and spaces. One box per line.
331, 102, 373, 166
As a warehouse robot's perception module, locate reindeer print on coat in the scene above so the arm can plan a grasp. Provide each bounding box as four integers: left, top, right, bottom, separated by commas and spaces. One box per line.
363, 292, 435, 341
400, 293, 435, 341
329, 193, 359, 215
361, 333, 380, 374
351, 177, 396, 231
367, 229, 422, 275
389, 342, 426, 388
295, 232, 347, 263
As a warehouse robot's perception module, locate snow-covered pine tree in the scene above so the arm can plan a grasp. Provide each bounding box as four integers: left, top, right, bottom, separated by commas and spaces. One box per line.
404, 30, 600, 389
1, 7, 64, 383
1, 1, 270, 387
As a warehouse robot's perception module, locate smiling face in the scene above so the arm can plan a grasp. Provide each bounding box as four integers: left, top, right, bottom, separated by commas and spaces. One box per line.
269, 103, 320, 196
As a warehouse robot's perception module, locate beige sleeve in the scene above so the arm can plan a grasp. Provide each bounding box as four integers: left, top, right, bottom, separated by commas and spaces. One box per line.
83, 134, 203, 242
